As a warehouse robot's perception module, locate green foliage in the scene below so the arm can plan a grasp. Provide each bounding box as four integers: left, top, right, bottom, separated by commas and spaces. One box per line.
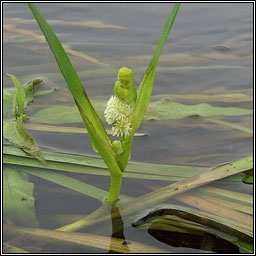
3, 117, 46, 164
3, 76, 49, 119
28, 4, 123, 190
3, 166, 38, 227
27, 2, 181, 202
6, 73, 25, 118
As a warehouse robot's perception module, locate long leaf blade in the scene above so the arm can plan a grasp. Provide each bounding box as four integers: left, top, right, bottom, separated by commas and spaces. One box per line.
27, 3, 122, 176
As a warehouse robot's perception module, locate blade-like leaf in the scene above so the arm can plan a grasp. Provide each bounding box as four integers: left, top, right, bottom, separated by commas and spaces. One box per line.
57, 156, 252, 232
6, 73, 25, 117
3, 145, 244, 183
27, 3, 122, 177
19, 166, 108, 201
4, 225, 169, 253
133, 4, 181, 131
118, 3, 181, 168
3, 166, 38, 227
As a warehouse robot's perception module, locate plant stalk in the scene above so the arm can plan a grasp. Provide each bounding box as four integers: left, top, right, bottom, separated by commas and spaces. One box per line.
107, 175, 123, 203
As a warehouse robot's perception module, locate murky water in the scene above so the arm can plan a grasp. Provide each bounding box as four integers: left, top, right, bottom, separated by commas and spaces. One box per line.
3, 3, 253, 253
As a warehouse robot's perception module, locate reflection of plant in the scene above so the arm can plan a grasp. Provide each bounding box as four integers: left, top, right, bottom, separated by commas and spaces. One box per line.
28, 3, 181, 203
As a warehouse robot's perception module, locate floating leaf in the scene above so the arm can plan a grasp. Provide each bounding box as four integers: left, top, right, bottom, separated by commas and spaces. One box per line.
4, 225, 169, 253
3, 145, 243, 183
3, 166, 38, 227
3, 117, 45, 164
57, 156, 253, 232
32, 99, 252, 125
145, 99, 252, 120
20, 166, 108, 201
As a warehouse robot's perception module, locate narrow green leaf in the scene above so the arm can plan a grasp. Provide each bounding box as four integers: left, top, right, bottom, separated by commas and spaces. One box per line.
133, 3, 181, 131
27, 3, 122, 177
6, 73, 25, 117
3, 145, 243, 183
3, 166, 38, 227
18, 166, 108, 201
3, 117, 46, 164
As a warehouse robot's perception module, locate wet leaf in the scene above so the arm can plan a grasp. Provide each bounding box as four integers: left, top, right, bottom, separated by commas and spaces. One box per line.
3, 117, 45, 164
32, 99, 252, 125
4, 225, 169, 253
133, 206, 252, 253
176, 193, 252, 227
3, 166, 38, 227
3, 243, 29, 253
3, 145, 243, 183
242, 172, 253, 184
55, 156, 253, 232
20, 166, 108, 201
22, 123, 146, 137
3, 76, 43, 118
145, 99, 252, 120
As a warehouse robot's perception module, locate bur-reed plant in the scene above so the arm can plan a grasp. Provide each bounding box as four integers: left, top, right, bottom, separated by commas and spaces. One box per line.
28, 3, 181, 203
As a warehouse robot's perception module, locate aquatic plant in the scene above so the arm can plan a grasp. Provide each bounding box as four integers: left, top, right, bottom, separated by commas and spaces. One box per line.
27, 3, 181, 203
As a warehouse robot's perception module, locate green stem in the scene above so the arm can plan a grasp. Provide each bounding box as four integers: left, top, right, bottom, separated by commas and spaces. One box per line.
107, 175, 123, 203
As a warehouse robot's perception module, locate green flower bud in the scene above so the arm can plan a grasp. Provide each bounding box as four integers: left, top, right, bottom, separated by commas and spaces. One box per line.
112, 140, 123, 155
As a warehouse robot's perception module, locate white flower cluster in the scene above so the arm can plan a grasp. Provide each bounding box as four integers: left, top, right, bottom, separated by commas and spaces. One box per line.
104, 96, 133, 138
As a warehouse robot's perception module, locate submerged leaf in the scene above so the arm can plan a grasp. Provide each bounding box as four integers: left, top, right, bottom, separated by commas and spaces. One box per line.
32, 98, 252, 125
3, 117, 45, 164
132, 206, 252, 253
3, 243, 29, 253
21, 166, 108, 201
145, 99, 252, 120
3, 166, 38, 227
4, 225, 169, 253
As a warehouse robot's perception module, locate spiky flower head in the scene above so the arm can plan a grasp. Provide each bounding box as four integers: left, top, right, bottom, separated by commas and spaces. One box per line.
112, 118, 132, 138
104, 95, 133, 138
